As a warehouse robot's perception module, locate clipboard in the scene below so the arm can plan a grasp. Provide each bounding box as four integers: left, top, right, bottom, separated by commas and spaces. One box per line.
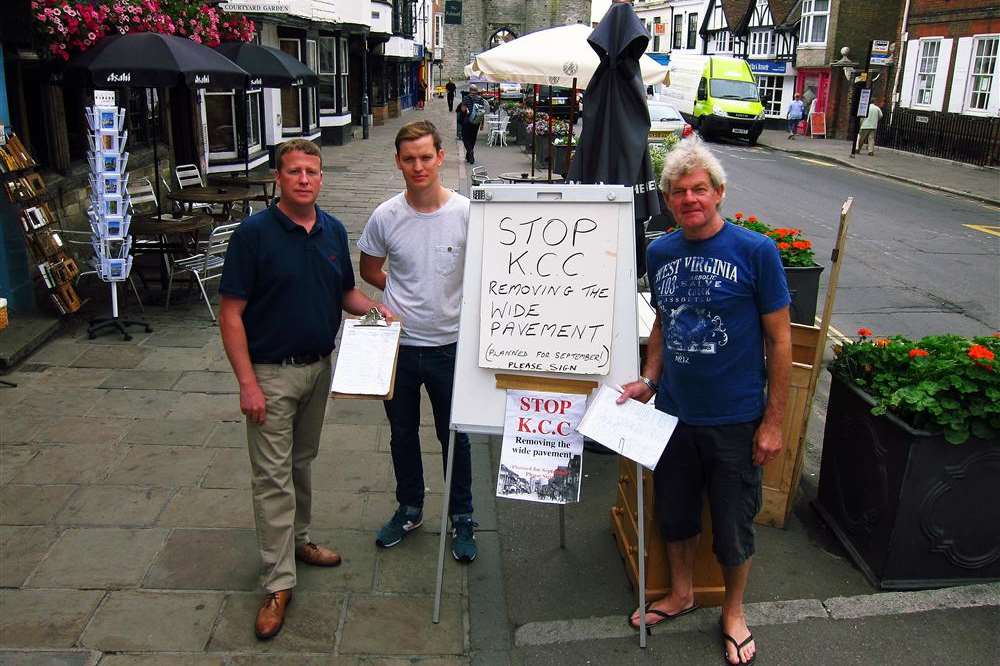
329, 310, 402, 400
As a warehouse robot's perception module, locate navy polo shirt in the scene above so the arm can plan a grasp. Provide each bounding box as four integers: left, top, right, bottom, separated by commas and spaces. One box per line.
219, 204, 356, 363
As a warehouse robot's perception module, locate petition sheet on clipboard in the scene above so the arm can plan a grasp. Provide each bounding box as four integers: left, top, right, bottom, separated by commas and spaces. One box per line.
329, 320, 402, 396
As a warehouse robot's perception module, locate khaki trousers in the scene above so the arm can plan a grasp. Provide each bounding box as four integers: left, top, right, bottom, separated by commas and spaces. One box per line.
246, 356, 331, 593
859, 128, 876, 154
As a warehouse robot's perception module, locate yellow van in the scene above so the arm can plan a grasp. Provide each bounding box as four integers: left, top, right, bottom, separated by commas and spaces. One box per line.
659, 55, 765, 144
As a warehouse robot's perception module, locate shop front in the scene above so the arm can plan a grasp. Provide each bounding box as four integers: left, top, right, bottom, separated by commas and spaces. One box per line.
795, 68, 831, 124
748, 59, 798, 130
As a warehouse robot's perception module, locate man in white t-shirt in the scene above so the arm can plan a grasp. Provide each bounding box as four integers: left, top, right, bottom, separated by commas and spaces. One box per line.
357, 120, 477, 562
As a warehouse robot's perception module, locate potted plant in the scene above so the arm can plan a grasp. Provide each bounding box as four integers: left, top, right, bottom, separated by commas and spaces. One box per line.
815, 329, 1000, 589
529, 116, 553, 165
548, 120, 573, 176
729, 213, 823, 326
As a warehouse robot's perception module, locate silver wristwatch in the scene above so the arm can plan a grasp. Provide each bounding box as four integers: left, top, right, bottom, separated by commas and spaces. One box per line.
639, 376, 658, 393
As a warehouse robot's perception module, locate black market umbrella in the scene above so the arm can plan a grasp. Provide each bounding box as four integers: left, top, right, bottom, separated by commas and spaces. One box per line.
215, 41, 318, 88
63, 32, 251, 216
215, 42, 319, 181
567, 2, 662, 277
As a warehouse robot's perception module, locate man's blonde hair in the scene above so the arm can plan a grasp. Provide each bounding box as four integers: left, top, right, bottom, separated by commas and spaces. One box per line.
276, 139, 322, 171
659, 136, 727, 204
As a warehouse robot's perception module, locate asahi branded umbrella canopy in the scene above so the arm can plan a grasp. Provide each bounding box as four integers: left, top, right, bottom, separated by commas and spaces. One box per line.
214, 41, 318, 88
464, 23, 668, 88
64, 32, 249, 89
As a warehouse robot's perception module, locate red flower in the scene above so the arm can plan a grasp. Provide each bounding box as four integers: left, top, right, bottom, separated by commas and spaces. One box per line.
793, 240, 812, 250
734, 212, 744, 220
777, 242, 791, 250
968, 345, 995, 362
748, 215, 758, 222
858, 327, 873, 337
875, 338, 890, 347
909, 348, 929, 359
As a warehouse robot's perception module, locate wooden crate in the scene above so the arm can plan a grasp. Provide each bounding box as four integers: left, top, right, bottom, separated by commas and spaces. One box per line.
611, 457, 726, 607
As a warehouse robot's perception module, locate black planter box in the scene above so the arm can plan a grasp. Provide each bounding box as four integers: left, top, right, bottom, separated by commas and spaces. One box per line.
814, 372, 1000, 590
550, 143, 574, 177
784, 264, 824, 325
533, 137, 550, 165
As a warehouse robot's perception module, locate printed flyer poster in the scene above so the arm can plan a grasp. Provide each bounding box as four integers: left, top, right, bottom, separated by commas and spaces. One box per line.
496, 390, 586, 504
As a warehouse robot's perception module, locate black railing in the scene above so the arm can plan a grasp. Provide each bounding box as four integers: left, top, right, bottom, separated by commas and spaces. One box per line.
876, 108, 1000, 167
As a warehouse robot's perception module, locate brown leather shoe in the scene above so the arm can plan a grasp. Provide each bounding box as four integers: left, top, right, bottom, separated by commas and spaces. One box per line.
255, 589, 292, 640
295, 542, 342, 567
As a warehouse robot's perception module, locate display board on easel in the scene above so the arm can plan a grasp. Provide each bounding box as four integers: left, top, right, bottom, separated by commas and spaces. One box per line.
450, 184, 640, 435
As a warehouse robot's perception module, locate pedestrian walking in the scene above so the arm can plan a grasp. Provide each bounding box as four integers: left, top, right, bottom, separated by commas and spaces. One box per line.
859, 99, 883, 156
458, 84, 486, 164
620, 137, 791, 666
446, 79, 456, 112
218, 139, 394, 641
787, 93, 805, 139
358, 120, 478, 563
455, 89, 467, 140
417, 80, 427, 110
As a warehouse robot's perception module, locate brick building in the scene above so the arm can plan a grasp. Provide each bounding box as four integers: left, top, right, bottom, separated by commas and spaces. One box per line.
441, 0, 593, 81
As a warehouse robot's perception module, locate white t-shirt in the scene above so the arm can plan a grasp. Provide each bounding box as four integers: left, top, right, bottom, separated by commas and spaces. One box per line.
358, 191, 470, 346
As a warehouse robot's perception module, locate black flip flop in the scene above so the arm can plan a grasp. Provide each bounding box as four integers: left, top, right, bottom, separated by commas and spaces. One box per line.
627, 601, 699, 632
719, 619, 756, 666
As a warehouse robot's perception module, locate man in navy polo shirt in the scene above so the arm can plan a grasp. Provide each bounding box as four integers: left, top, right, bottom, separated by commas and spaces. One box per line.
219, 139, 392, 640
619, 138, 791, 666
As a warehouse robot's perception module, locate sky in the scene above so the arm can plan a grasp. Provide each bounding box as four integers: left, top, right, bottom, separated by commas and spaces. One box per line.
591, 0, 613, 24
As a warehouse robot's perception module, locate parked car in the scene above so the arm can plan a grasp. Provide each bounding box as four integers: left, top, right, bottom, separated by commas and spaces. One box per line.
647, 100, 694, 140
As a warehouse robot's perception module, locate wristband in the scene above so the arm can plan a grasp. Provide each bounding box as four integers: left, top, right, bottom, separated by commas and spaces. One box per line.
639, 376, 658, 393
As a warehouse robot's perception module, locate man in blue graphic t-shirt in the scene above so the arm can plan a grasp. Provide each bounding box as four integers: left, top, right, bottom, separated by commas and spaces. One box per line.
619, 138, 791, 666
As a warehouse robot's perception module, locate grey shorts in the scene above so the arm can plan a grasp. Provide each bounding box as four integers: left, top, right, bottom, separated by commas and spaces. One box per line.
653, 420, 762, 567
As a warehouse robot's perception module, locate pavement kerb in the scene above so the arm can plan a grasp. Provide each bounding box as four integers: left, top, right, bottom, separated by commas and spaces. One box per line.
756, 143, 1000, 208
511, 582, 1000, 647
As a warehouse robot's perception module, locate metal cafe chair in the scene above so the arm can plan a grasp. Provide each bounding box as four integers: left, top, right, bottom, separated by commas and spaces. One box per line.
164, 221, 240, 321
173, 164, 215, 215
488, 116, 511, 147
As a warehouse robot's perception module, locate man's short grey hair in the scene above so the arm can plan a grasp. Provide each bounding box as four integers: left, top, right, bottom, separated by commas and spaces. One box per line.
659, 136, 728, 195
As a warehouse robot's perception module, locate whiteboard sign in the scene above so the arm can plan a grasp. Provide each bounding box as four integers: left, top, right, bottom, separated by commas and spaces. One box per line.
479, 202, 618, 375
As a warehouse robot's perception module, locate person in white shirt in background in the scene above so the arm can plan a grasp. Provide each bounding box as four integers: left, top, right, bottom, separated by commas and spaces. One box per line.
859, 99, 883, 156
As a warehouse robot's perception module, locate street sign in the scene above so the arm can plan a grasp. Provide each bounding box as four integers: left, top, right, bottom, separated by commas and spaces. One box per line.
870, 39, 893, 66
858, 88, 871, 117
445, 0, 462, 25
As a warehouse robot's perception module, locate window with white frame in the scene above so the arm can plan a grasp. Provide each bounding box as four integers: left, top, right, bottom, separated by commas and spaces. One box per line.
204, 91, 238, 158
338, 37, 350, 114
319, 36, 336, 75
712, 30, 732, 53
750, 30, 773, 58
687, 14, 698, 50
434, 13, 444, 48
915, 39, 941, 106
306, 40, 318, 129
279, 38, 302, 132
967, 36, 999, 112
799, 0, 829, 45
757, 75, 783, 117
247, 89, 262, 153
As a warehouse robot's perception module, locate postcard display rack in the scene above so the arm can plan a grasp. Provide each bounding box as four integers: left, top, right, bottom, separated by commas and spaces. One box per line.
1, 128, 83, 316
85, 99, 150, 339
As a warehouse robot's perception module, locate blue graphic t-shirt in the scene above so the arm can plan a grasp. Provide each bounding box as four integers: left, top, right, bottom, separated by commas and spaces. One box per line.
646, 222, 790, 425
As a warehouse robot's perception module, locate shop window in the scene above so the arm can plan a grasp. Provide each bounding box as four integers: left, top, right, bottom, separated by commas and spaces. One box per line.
915, 39, 941, 107
204, 91, 238, 158
306, 40, 319, 129
319, 36, 336, 75
687, 14, 698, 50
967, 36, 998, 112
247, 89, 262, 154
799, 0, 829, 46
758, 75, 783, 117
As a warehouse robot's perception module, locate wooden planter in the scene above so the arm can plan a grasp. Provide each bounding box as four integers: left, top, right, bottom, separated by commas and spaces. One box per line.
814, 372, 1000, 589
785, 264, 824, 326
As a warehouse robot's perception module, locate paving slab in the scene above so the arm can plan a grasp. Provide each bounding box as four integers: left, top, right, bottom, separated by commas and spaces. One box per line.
95, 389, 183, 419
0, 418, 43, 446
12, 445, 123, 485
339, 595, 464, 656
317, 423, 384, 452
104, 446, 217, 487
0, 526, 61, 587
368, 659, 470, 666
292, 528, 377, 593
80, 590, 224, 652
156, 487, 254, 529
135, 348, 220, 372
171, 371, 239, 394
54, 485, 173, 527
205, 421, 246, 448
143, 329, 218, 348
70, 346, 149, 369
303, 490, 366, 530
0, 484, 76, 525
167, 393, 243, 422
228, 657, 359, 666
0, 650, 100, 665
142, 528, 258, 591
124, 418, 216, 447
97, 656, 229, 666
201, 448, 252, 489
32, 417, 132, 446
310, 451, 391, 495
207, 592, 341, 653
98, 369, 184, 390
324, 398, 390, 425
376, 531, 465, 596
27, 528, 169, 589
0, 589, 104, 648
7, 388, 110, 420
32, 367, 113, 389
25, 341, 87, 366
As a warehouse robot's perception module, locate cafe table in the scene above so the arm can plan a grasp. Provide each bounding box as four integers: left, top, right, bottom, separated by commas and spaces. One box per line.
209, 172, 276, 205
166, 185, 252, 218
498, 172, 565, 184
130, 213, 217, 292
